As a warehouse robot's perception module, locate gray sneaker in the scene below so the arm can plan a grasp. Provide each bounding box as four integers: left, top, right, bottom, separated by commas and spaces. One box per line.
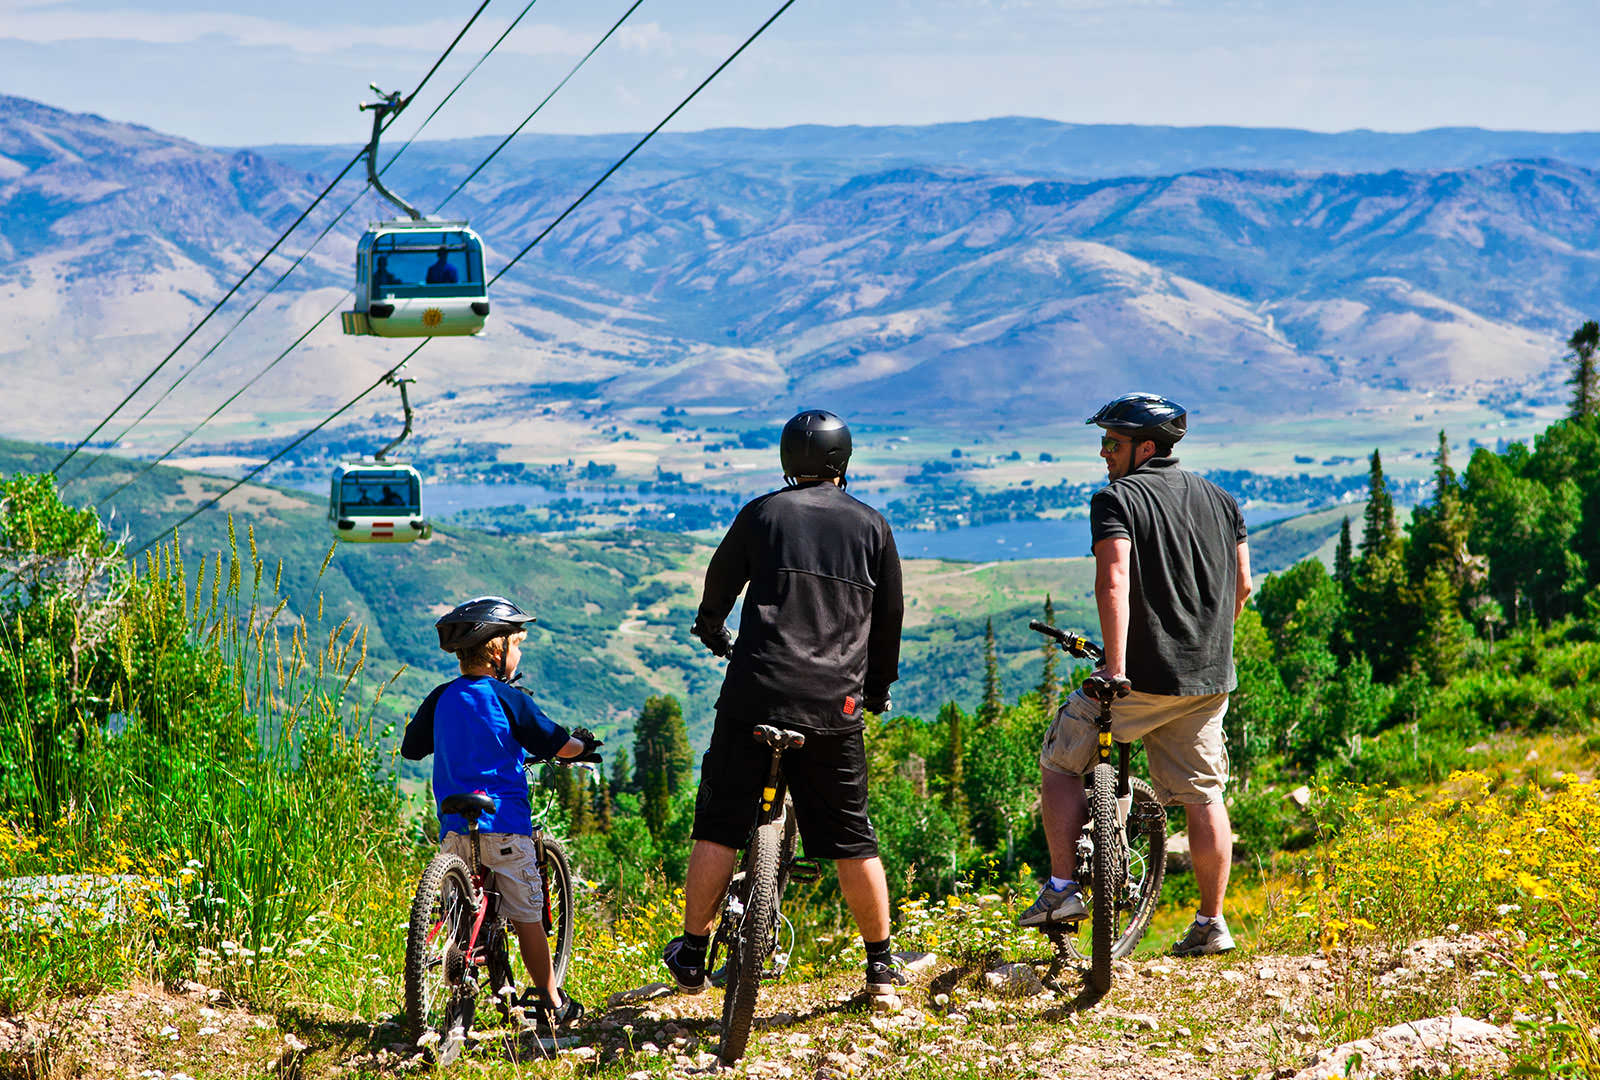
1017, 883, 1087, 927
1171, 917, 1235, 956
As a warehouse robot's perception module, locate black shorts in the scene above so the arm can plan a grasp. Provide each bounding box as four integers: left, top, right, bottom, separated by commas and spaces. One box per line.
690, 718, 878, 861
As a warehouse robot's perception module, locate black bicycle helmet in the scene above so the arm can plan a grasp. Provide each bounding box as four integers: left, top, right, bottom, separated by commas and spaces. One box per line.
780, 409, 852, 482
1086, 392, 1187, 447
435, 595, 536, 654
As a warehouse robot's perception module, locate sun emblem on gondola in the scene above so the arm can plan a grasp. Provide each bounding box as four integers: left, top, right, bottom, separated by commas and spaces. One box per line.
422, 307, 444, 328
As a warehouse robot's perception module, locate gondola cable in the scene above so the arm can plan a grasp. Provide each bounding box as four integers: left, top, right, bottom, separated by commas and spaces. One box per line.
62, 0, 549, 491
97, 0, 655, 506
50, 0, 497, 479
128, 0, 800, 554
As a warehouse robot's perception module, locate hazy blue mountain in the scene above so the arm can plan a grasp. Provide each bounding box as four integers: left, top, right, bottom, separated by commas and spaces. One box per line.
252, 116, 1600, 183
0, 94, 1584, 446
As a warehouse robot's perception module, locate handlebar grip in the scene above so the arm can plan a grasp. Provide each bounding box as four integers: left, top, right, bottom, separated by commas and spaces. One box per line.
1029, 619, 1066, 640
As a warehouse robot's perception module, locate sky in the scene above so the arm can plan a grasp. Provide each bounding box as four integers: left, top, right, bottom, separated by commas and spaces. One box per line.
1, 0, 1597, 147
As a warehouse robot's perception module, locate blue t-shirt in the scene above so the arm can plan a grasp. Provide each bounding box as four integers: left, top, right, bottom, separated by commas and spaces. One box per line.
401, 676, 570, 837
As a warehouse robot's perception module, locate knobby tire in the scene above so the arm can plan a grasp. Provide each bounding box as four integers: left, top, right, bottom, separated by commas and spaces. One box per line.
1089, 763, 1120, 994
1111, 777, 1167, 959
541, 835, 576, 986
404, 852, 476, 1049
719, 820, 782, 1064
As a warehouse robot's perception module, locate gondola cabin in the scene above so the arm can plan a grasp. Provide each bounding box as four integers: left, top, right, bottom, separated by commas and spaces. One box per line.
341, 222, 488, 337
329, 461, 432, 542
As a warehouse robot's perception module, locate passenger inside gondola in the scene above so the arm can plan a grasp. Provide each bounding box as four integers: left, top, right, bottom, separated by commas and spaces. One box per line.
340, 473, 420, 517
374, 255, 402, 287
426, 246, 459, 285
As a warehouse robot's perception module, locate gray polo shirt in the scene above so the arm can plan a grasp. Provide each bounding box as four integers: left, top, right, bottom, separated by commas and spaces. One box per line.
1088, 456, 1246, 695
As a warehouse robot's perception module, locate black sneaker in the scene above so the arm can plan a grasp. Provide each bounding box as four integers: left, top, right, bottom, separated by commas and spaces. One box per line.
543, 992, 584, 1027
662, 936, 708, 995
865, 957, 908, 997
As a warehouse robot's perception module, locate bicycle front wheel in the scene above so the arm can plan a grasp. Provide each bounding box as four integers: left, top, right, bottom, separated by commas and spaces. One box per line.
719, 820, 782, 1064
405, 851, 477, 1048
1088, 763, 1121, 995
540, 835, 575, 986
1111, 777, 1167, 959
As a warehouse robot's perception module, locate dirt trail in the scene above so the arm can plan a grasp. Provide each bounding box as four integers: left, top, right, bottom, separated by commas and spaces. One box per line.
0, 937, 1514, 1079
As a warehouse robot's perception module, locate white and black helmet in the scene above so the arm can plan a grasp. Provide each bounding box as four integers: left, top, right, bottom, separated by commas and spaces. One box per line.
434, 595, 535, 654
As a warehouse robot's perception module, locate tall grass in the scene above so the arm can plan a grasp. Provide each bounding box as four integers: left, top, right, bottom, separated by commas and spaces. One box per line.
0, 476, 415, 1012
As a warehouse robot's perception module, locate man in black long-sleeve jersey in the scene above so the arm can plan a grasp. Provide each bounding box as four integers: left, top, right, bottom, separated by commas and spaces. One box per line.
663, 409, 906, 997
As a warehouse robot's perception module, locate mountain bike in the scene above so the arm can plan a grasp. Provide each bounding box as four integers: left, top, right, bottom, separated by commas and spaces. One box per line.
1028, 620, 1168, 995
403, 759, 578, 1063
705, 724, 820, 1064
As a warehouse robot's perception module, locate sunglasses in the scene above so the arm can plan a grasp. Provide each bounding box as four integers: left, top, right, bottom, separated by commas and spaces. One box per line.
1100, 434, 1132, 453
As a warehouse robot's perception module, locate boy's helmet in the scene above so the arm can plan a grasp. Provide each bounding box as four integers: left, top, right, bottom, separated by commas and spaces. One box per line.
780, 409, 852, 480
1086, 392, 1187, 446
435, 595, 535, 653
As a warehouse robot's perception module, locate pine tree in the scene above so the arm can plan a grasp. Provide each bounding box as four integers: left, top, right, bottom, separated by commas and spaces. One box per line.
1037, 593, 1061, 716
1333, 516, 1354, 586
936, 700, 969, 834
1360, 450, 1399, 560
979, 618, 1003, 722
1350, 449, 1411, 680
569, 768, 593, 835
633, 695, 690, 840
593, 771, 614, 834
610, 746, 633, 796
1567, 320, 1600, 418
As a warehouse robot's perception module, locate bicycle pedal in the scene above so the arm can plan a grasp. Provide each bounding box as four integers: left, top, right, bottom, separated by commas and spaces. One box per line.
786, 858, 821, 883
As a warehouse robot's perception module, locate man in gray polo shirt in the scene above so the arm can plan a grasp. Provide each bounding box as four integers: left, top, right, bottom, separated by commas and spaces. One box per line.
1018, 393, 1252, 956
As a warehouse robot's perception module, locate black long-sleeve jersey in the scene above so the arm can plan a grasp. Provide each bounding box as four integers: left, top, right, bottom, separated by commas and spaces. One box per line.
695, 481, 903, 733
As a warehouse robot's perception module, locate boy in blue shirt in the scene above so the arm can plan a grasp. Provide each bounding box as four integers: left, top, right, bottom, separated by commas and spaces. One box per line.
402, 595, 601, 1025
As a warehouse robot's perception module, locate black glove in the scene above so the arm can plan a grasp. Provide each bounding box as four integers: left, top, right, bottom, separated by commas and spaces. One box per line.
570, 726, 604, 756
692, 620, 733, 658
863, 692, 892, 715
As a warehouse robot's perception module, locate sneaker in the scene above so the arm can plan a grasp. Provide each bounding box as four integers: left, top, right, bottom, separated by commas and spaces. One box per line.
1017, 883, 1087, 927
542, 992, 585, 1027
662, 936, 709, 994
1171, 917, 1235, 956
865, 957, 908, 997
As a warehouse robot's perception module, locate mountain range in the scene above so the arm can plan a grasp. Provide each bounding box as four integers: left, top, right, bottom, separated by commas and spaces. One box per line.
0, 94, 1588, 457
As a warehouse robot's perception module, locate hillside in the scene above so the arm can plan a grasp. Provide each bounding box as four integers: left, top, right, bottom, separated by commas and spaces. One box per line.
0, 435, 1348, 753
0, 94, 1579, 467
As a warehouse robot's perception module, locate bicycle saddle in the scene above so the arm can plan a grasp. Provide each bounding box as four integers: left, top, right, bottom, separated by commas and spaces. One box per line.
752, 725, 806, 751
440, 791, 497, 820
1082, 674, 1132, 704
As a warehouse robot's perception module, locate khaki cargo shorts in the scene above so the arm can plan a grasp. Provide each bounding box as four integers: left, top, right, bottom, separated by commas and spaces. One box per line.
441, 832, 544, 924
1039, 687, 1230, 805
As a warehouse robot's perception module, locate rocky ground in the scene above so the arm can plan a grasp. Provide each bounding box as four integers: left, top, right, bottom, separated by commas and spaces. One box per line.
0, 936, 1518, 1080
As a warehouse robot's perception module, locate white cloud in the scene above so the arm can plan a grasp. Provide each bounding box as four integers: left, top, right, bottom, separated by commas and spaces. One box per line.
0, 7, 480, 55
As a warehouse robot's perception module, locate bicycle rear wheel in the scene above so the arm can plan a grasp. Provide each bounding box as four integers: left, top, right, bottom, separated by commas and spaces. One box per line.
1088, 763, 1121, 995
540, 835, 575, 986
1111, 777, 1167, 959
719, 820, 782, 1064
405, 852, 477, 1053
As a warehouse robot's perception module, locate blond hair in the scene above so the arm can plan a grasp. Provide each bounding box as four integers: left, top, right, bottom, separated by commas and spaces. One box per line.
457, 630, 525, 672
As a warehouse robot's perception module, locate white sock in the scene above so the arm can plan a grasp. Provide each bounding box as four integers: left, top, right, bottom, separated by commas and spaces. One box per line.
1194, 913, 1213, 925
1048, 876, 1076, 892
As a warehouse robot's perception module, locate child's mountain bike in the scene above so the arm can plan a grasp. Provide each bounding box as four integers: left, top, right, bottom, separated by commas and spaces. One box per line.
706, 724, 820, 1064
1029, 620, 1168, 995
403, 758, 579, 1062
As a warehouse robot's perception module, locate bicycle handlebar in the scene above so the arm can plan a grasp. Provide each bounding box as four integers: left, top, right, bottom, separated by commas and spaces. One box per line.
1028, 620, 1105, 662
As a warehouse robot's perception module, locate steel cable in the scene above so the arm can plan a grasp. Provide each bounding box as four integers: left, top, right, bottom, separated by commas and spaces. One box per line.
51, 0, 496, 478
130, 0, 799, 552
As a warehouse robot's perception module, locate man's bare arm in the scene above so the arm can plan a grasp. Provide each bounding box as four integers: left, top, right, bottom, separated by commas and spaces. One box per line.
1093, 536, 1133, 677
1235, 541, 1253, 618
